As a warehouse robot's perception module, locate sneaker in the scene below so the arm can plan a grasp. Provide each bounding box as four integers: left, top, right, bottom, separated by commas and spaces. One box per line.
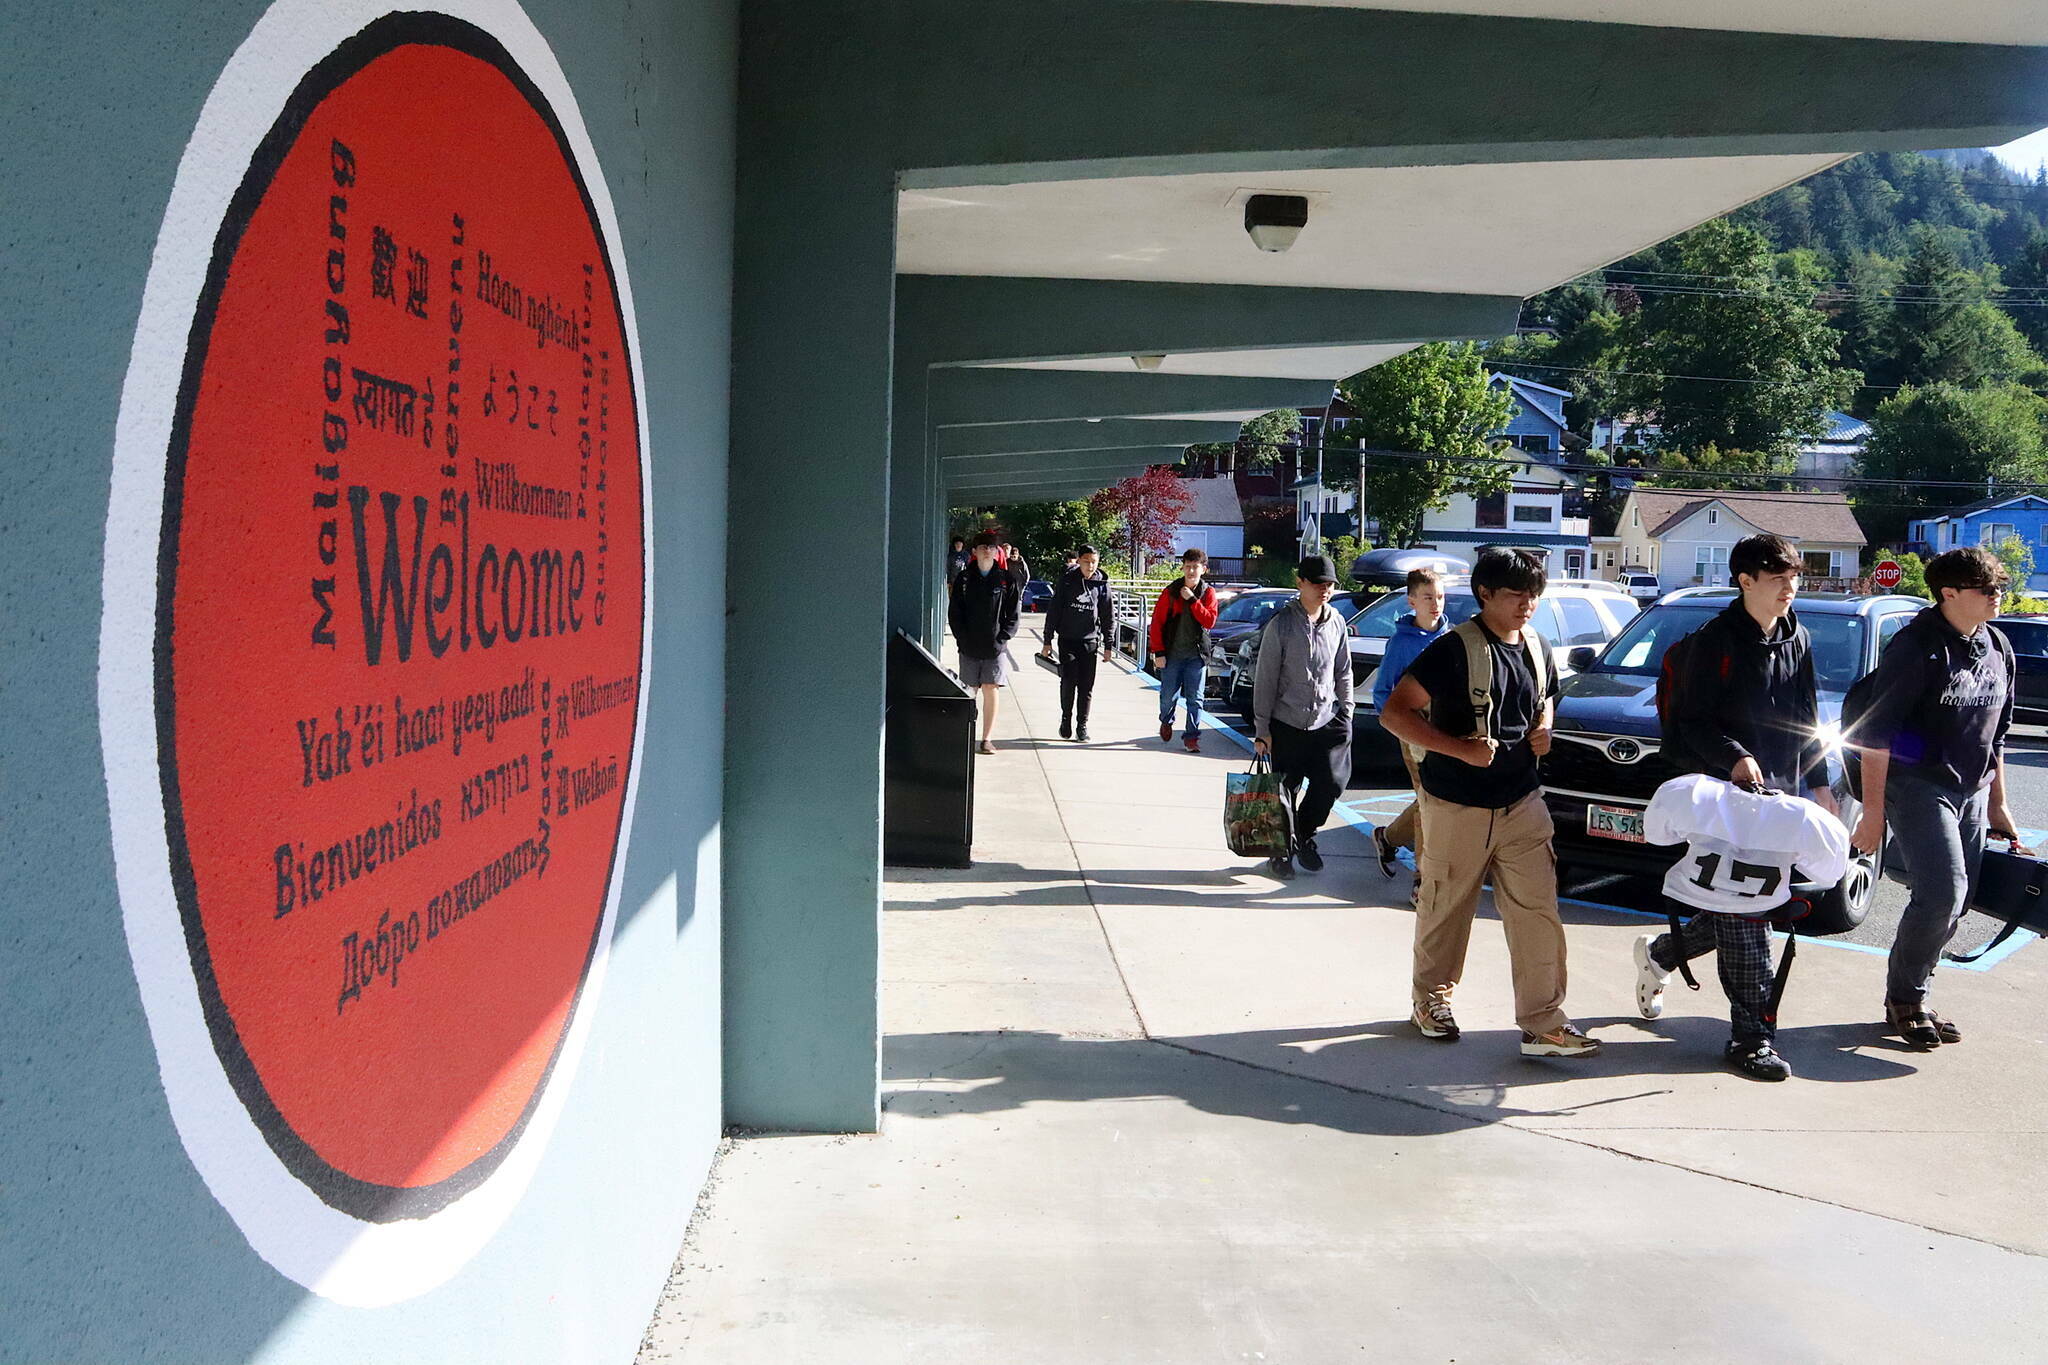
1885, 1002, 1943, 1049
1184, 732, 1200, 753
1159, 721, 1174, 743
1058, 715, 1072, 739
1521, 1023, 1601, 1058
1412, 1000, 1460, 1041
1726, 1038, 1792, 1081
1075, 724, 1089, 743
1925, 1010, 1962, 1044
976, 739, 996, 756
1267, 854, 1295, 881
1633, 933, 1672, 1020
1370, 826, 1398, 878
1295, 836, 1323, 873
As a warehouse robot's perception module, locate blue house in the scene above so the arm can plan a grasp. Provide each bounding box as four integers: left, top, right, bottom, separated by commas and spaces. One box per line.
1907, 493, 2048, 590
1493, 373, 1573, 459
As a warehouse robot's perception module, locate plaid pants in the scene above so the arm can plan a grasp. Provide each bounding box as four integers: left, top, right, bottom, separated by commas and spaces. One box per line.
1649, 903, 1777, 1043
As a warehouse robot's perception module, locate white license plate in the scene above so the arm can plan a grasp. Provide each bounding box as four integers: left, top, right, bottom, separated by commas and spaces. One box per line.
1585, 804, 1646, 843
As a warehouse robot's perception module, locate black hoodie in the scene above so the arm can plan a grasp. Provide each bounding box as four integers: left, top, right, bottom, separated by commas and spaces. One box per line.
948, 560, 1020, 660
1665, 599, 1830, 792
1046, 566, 1114, 646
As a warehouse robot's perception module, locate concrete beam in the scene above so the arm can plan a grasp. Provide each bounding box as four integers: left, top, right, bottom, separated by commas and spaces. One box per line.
874, 1, 2048, 185
949, 462, 1153, 493
901, 276, 1518, 367
932, 370, 1336, 427
943, 449, 1185, 483
948, 482, 1123, 507
939, 419, 1241, 460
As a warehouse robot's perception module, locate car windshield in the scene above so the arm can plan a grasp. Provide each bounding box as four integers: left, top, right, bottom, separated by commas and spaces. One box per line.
1592, 603, 1868, 689
1347, 588, 1482, 639
1216, 593, 1290, 625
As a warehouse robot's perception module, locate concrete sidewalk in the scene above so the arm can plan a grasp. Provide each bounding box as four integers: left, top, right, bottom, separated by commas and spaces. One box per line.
641, 621, 2048, 1363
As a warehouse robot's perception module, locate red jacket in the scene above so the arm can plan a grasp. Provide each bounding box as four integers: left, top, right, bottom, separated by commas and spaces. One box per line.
1148, 578, 1219, 654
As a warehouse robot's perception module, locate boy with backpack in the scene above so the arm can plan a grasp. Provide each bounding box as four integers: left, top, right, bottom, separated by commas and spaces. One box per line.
1380, 549, 1597, 1057
1634, 534, 1838, 1081
1847, 546, 2022, 1049
1370, 567, 1449, 899
949, 531, 1022, 756
1040, 543, 1116, 742
1150, 548, 1220, 753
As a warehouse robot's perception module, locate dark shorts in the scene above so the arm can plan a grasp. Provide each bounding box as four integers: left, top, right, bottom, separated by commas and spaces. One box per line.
959, 653, 1009, 687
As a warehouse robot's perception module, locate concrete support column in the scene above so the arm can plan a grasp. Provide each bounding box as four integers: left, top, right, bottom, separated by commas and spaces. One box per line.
886, 332, 937, 643
723, 10, 894, 1131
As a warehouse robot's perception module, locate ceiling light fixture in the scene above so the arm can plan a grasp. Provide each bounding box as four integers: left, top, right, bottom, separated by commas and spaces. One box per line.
1244, 193, 1309, 253
1131, 354, 1166, 371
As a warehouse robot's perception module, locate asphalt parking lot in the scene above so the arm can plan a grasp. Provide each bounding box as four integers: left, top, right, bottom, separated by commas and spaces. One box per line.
1201, 697, 2048, 965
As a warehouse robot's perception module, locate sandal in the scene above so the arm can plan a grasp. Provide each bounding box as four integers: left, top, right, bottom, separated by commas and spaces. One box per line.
1885, 1003, 1942, 1049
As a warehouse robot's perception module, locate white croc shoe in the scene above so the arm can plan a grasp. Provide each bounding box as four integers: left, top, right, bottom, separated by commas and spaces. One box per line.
1633, 932, 1671, 1019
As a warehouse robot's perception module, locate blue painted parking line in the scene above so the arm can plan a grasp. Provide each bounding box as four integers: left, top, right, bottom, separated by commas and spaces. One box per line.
1130, 665, 2034, 972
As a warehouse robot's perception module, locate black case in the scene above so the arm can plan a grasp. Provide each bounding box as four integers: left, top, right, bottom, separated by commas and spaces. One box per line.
1970, 847, 2048, 937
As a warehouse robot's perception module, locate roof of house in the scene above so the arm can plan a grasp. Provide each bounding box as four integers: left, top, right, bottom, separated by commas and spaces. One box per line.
1923, 492, 2048, 521
1491, 371, 1571, 399
1629, 487, 1866, 545
1182, 475, 1244, 525
1820, 410, 1869, 442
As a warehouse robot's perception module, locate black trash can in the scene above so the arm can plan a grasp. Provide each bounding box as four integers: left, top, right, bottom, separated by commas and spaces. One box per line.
884, 629, 976, 867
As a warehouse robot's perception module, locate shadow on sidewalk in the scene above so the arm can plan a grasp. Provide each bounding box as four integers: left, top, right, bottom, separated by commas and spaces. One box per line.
881, 1018, 1921, 1138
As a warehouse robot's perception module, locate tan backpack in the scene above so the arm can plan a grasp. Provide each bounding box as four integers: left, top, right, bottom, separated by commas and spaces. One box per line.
1405, 619, 1549, 761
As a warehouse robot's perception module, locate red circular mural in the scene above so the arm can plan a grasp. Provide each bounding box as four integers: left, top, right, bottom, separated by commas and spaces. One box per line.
159, 16, 642, 1219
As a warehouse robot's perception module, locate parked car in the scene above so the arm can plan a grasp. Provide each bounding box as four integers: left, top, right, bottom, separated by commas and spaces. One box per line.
1543, 587, 1926, 925
1994, 613, 2048, 726
1215, 589, 1384, 708
1178, 587, 1298, 698
1020, 579, 1054, 613
1621, 570, 1661, 604
1347, 547, 1470, 591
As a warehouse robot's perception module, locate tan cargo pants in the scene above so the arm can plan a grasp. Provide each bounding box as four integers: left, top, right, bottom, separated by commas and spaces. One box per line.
1382, 747, 1424, 865
1412, 788, 1570, 1036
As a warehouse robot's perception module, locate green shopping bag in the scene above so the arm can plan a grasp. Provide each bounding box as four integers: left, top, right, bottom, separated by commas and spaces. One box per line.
1224, 755, 1292, 858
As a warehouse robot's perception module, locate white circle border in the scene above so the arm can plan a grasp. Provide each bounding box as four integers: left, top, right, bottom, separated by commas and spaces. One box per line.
98, 0, 653, 1307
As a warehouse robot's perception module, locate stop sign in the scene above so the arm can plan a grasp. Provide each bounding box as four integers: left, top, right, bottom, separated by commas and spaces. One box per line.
1873, 559, 1903, 591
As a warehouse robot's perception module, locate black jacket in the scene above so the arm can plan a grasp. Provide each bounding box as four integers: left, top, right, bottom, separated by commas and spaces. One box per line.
1853, 607, 2014, 794
1665, 600, 1830, 792
1046, 567, 1114, 646
948, 562, 1020, 659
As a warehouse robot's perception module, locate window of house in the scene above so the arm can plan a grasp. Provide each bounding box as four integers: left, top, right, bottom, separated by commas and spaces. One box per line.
1984, 522, 2015, 546
1632, 507, 1640, 527
1694, 544, 1729, 584
2038, 524, 2048, 546
1803, 551, 1832, 577
1475, 492, 1507, 529
1511, 503, 1553, 525
1708, 508, 1719, 525
1520, 434, 1552, 454
1604, 549, 1616, 568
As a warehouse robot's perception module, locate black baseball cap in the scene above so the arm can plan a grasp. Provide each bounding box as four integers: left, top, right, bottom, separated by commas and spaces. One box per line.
1296, 554, 1338, 584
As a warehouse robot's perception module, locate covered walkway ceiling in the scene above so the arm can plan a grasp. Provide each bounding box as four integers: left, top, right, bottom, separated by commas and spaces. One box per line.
901, 0, 2048, 423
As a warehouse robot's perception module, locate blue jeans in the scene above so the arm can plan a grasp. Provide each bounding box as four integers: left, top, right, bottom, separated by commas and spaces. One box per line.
1158, 655, 1205, 733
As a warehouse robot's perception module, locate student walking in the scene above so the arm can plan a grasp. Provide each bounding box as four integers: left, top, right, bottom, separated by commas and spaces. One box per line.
1381, 548, 1598, 1057
1849, 547, 2022, 1049
1250, 554, 1353, 880
1041, 544, 1116, 741
946, 536, 968, 581
1370, 567, 1449, 901
1632, 534, 1839, 1081
1149, 548, 1219, 752
949, 531, 1021, 756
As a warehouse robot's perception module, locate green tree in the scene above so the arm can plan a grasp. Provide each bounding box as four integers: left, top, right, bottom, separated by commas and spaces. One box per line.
1327, 341, 1516, 548
1182, 408, 1301, 474
1639, 443, 1798, 492
2003, 228, 2048, 355
973, 498, 1119, 572
1870, 229, 2043, 390
1619, 220, 1857, 456
1856, 381, 2048, 542
1992, 533, 2037, 612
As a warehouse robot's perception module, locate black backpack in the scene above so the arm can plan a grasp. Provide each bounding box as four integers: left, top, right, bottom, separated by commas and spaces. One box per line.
1653, 622, 1719, 776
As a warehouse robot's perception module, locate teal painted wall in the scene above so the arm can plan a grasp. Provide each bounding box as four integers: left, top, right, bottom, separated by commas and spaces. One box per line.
0, 2, 734, 1360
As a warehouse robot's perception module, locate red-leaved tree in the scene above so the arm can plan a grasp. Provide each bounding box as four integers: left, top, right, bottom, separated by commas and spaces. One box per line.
1091, 467, 1195, 574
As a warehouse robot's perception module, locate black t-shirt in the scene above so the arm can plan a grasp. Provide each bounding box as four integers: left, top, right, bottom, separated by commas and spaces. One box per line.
1403, 622, 1558, 809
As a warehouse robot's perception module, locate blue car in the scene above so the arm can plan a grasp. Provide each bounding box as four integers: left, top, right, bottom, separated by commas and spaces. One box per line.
1020, 578, 1054, 613
1543, 587, 1926, 923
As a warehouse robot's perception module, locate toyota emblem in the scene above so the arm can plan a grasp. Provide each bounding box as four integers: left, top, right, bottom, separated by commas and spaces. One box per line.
1605, 738, 1644, 764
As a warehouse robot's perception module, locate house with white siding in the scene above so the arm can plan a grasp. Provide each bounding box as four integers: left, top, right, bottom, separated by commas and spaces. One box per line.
1614, 488, 1866, 592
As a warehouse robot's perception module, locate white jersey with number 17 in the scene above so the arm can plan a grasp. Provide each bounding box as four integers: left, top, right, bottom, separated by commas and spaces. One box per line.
1643, 773, 1851, 917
